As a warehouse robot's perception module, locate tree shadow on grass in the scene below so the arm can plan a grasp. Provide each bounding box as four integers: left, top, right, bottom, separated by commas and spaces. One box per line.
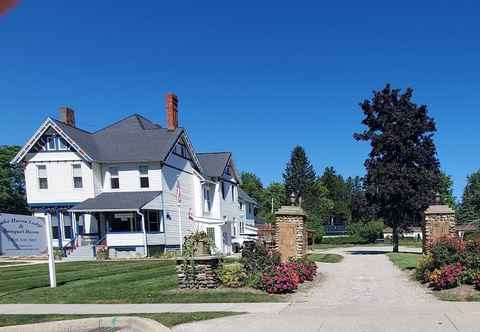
346, 250, 390, 255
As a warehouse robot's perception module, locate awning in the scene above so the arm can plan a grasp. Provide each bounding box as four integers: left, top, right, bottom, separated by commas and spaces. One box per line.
69, 191, 161, 212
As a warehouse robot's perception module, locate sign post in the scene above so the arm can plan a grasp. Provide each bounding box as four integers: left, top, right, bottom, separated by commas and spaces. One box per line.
0, 212, 56, 287
44, 214, 57, 288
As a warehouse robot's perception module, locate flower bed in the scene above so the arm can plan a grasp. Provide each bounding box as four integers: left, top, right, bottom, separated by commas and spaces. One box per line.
416, 236, 480, 292
217, 242, 318, 294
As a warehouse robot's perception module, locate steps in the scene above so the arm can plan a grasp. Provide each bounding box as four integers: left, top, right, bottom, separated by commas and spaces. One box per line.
64, 245, 96, 261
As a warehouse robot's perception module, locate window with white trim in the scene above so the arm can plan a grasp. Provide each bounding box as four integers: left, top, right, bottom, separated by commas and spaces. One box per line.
203, 185, 211, 214
72, 164, 83, 189
110, 167, 119, 189
46, 137, 56, 150
240, 221, 245, 234
37, 165, 48, 189
139, 165, 149, 188
231, 185, 236, 202
58, 138, 68, 150
146, 210, 164, 233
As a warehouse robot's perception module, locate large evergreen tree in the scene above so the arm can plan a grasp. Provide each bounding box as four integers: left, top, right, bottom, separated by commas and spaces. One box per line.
320, 167, 351, 222
354, 85, 441, 252
283, 146, 316, 205
457, 170, 480, 224
438, 172, 456, 208
0, 145, 29, 214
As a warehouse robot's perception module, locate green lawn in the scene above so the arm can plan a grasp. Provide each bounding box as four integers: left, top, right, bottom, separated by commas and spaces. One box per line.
0, 262, 27, 266
308, 253, 343, 263
0, 260, 278, 304
386, 252, 421, 270
0, 312, 242, 328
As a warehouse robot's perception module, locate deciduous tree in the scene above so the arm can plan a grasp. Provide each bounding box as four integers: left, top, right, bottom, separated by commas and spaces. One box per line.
354, 85, 441, 252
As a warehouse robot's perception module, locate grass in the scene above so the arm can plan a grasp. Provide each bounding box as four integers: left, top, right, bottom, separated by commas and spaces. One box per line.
308, 253, 343, 263
0, 312, 242, 328
386, 252, 422, 270
435, 291, 480, 302
0, 260, 278, 304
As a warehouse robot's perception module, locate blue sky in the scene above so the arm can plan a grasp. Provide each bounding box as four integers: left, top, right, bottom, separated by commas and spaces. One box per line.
1, 1, 479, 199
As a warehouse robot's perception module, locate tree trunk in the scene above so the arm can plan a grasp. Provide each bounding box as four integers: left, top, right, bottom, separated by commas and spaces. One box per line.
392, 224, 399, 253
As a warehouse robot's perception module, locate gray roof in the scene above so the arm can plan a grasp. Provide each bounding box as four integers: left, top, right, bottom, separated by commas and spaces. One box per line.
70, 191, 161, 212
196, 152, 231, 178
52, 114, 183, 162
238, 187, 257, 204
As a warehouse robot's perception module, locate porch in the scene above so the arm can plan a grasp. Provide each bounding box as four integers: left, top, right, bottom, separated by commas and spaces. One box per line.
69, 191, 165, 258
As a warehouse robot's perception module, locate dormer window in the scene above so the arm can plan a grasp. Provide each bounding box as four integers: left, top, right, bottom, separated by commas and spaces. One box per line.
46, 137, 56, 150
139, 165, 149, 188
58, 138, 68, 150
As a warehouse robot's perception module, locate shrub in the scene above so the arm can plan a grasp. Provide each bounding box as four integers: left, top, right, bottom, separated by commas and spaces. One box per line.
415, 254, 434, 282
261, 263, 299, 294
474, 274, 480, 290
430, 237, 466, 269
287, 258, 317, 283
245, 272, 263, 289
241, 241, 280, 275
96, 247, 109, 260
428, 263, 463, 290
320, 234, 368, 245
464, 231, 480, 242
53, 248, 63, 260
219, 263, 247, 288
348, 220, 384, 243
461, 269, 480, 285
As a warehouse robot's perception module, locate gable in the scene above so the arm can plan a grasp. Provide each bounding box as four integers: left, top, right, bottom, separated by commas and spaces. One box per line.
164, 133, 203, 173
30, 128, 74, 153
11, 118, 94, 164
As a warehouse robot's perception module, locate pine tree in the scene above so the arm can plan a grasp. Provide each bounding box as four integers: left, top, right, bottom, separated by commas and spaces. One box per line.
283, 146, 316, 205
457, 171, 480, 224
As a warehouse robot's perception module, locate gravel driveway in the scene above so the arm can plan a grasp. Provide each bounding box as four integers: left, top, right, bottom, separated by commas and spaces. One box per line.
175, 246, 480, 332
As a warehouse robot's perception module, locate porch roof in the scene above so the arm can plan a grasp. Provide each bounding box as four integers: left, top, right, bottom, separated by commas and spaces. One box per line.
70, 191, 161, 212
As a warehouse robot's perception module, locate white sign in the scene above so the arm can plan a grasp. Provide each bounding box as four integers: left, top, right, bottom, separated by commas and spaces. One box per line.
0, 213, 48, 256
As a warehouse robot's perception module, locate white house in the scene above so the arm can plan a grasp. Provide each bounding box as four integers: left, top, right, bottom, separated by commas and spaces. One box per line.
11, 93, 255, 258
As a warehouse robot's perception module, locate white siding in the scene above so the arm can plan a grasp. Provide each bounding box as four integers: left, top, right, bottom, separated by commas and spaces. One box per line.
101, 162, 162, 192
162, 152, 198, 246
106, 233, 144, 246
25, 152, 94, 204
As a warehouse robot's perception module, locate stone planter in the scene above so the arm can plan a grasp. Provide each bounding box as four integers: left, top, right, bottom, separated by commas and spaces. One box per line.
176, 256, 220, 289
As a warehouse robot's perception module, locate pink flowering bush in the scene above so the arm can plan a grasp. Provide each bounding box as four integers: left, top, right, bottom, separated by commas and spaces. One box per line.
428, 263, 463, 290
261, 263, 299, 294
474, 274, 480, 291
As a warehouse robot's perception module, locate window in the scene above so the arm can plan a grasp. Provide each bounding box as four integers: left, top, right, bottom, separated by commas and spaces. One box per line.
110, 167, 119, 189
109, 213, 142, 232
231, 185, 235, 202
232, 219, 237, 236
206, 227, 215, 243
139, 165, 149, 188
203, 186, 211, 213
147, 210, 164, 233
240, 221, 245, 234
248, 204, 252, 214
37, 165, 48, 189
46, 136, 56, 150
63, 213, 73, 238
72, 164, 83, 189
239, 202, 244, 210
51, 214, 59, 239
58, 138, 68, 150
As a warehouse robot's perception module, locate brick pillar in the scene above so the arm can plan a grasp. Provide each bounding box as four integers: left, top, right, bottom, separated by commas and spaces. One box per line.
423, 204, 456, 254
274, 205, 307, 262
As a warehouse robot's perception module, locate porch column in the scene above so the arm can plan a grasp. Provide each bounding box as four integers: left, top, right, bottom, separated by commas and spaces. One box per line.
138, 211, 148, 257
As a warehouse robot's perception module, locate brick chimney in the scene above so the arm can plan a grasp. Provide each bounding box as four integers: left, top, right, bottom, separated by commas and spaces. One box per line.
166, 93, 179, 130
59, 107, 75, 127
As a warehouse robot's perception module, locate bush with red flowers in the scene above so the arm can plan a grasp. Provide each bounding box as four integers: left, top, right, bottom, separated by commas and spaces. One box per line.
261, 264, 299, 294
286, 258, 317, 283
428, 262, 463, 290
